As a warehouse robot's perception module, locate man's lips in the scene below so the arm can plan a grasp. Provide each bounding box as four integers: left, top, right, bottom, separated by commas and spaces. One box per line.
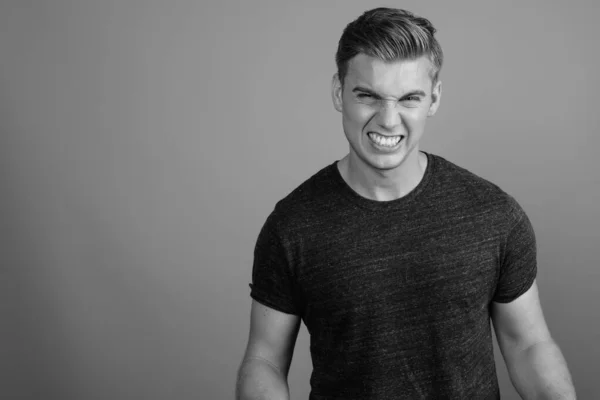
367, 131, 404, 138
367, 132, 404, 147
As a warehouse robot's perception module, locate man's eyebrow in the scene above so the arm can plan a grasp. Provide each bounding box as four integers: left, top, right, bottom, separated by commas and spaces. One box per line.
352, 86, 380, 96
351, 86, 427, 98
402, 90, 427, 98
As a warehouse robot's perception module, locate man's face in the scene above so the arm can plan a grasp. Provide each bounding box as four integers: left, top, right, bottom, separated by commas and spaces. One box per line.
332, 54, 441, 171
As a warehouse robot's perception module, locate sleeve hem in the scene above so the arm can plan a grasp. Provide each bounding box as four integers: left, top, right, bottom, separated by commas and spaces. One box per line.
250, 290, 301, 316
492, 270, 536, 304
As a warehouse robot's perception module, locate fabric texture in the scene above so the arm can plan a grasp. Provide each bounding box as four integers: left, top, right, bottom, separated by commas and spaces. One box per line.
249, 152, 537, 399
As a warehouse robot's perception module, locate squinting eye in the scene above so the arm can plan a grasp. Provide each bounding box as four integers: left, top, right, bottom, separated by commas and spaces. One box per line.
357, 93, 373, 98
404, 96, 420, 102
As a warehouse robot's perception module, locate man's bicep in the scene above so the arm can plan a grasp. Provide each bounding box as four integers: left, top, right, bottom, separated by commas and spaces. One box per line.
491, 279, 552, 355
243, 299, 301, 375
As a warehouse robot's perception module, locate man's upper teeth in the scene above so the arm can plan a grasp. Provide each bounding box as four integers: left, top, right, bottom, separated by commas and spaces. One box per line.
370, 133, 400, 145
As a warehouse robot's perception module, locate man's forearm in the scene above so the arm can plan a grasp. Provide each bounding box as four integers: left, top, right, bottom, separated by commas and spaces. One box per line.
507, 339, 576, 400
236, 357, 290, 400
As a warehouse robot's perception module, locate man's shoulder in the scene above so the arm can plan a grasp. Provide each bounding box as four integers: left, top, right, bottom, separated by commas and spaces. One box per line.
278, 161, 337, 205
265, 160, 343, 230
431, 153, 524, 217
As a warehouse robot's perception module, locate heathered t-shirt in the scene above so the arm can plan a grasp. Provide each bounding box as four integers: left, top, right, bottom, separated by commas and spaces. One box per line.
249, 152, 537, 399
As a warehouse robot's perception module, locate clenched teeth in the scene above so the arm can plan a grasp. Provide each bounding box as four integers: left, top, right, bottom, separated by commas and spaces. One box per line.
368, 132, 402, 147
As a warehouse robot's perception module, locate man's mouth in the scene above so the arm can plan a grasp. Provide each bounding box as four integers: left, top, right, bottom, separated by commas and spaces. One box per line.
367, 132, 404, 148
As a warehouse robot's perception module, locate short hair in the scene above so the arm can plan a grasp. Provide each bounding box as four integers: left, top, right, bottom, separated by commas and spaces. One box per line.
335, 8, 443, 87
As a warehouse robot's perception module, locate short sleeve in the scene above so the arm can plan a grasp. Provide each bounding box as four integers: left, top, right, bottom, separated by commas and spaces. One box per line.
249, 211, 301, 315
493, 204, 538, 303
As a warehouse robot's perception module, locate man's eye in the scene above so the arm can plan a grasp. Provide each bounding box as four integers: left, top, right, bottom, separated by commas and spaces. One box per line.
357, 93, 373, 98
403, 96, 420, 102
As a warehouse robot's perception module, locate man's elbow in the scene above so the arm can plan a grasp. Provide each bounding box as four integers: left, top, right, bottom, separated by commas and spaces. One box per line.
236, 357, 290, 400
504, 339, 576, 400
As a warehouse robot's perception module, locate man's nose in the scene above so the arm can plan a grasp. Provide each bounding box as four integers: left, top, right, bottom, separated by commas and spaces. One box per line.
377, 100, 401, 130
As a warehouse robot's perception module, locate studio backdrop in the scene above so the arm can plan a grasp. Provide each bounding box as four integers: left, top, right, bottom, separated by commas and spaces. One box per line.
2, 1, 598, 399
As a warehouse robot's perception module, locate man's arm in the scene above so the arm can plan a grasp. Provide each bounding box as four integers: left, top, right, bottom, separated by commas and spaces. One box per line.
236, 300, 301, 400
491, 279, 576, 399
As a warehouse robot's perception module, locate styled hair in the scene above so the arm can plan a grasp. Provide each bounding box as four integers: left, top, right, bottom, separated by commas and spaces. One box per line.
335, 8, 443, 86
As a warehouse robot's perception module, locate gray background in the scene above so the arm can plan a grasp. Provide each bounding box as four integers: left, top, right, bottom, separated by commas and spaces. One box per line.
1, 1, 598, 399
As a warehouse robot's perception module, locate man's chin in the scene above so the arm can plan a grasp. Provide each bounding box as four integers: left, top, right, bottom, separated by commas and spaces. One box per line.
373, 147, 409, 163
363, 154, 407, 172
348, 143, 416, 173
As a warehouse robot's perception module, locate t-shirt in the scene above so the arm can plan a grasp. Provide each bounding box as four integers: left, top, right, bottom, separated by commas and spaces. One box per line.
249, 152, 537, 399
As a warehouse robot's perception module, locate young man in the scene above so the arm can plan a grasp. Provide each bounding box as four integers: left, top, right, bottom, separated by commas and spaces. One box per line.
236, 8, 576, 400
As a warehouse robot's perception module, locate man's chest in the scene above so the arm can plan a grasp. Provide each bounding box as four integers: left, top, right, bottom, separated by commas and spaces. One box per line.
294, 213, 505, 333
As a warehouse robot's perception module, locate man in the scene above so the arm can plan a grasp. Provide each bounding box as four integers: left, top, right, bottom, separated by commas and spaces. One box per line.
236, 7, 576, 399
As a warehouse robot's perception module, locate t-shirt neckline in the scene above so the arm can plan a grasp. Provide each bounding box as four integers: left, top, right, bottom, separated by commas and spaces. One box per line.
328, 151, 436, 211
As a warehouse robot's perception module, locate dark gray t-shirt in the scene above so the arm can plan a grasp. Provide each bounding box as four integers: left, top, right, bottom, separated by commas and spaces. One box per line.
250, 152, 537, 399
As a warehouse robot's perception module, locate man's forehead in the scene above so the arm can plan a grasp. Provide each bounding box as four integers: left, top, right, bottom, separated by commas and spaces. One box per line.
346, 54, 433, 94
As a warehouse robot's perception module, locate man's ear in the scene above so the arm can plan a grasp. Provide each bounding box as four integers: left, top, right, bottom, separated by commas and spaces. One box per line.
427, 80, 442, 117
332, 73, 343, 113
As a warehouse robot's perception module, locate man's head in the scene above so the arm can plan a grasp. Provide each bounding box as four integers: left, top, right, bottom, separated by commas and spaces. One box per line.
332, 8, 443, 172
335, 8, 443, 89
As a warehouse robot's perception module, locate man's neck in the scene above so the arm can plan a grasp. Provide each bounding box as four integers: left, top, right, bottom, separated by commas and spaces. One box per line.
338, 149, 428, 202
